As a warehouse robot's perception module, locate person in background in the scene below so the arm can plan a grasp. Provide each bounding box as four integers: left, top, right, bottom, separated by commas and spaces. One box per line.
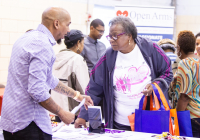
157, 39, 180, 108
51, 29, 89, 122
0, 7, 93, 140
80, 19, 106, 74
175, 31, 200, 137
195, 32, 200, 57
80, 19, 106, 116
157, 39, 177, 65
0, 84, 5, 88
26, 29, 33, 32
75, 16, 172, 130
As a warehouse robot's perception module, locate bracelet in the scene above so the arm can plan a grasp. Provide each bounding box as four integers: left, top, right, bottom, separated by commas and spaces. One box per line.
73, 91, 80, 100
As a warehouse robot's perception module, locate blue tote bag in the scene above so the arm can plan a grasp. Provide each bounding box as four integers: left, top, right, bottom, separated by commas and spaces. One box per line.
134, 84, 170, 134
177, 111, 193, 137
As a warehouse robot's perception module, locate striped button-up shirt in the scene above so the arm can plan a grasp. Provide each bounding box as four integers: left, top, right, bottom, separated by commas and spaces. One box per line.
0, 24, 59, 135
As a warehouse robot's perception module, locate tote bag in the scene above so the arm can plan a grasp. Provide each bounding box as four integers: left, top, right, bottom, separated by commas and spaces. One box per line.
177, 111, 193, 137
128, 83, 180, 135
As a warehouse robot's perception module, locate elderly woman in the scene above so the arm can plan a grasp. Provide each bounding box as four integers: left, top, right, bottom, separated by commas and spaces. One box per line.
75, 16, 173, 130
175, 31, 200, 137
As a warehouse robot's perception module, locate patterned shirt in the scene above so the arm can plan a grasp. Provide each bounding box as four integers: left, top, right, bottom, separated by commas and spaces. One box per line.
0, 24, 59, 135
175, 57, 200, 118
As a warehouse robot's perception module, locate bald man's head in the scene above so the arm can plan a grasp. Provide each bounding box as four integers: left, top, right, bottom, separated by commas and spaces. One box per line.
42, 7, 71, 44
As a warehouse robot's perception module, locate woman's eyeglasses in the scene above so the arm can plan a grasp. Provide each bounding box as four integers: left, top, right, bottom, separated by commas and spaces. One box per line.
106, 32, 125, 41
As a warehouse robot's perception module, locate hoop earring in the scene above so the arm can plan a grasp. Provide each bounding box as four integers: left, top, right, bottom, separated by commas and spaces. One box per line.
77, 47, 80, 54
178, 52, 182, 58
129, 40, 130, 45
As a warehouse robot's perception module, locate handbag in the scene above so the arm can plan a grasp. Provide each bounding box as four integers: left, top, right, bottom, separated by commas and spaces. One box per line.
177, 111, 193, 137
153, 83, 180, 136
128, 83, 180, 135
154, 83, 193, 137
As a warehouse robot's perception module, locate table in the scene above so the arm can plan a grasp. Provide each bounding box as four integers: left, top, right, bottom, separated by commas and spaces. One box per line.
52, 124, 199, 140
0, 124, 198, 140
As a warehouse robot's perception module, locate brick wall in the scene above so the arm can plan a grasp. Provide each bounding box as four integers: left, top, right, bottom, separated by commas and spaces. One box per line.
1, 0, 200, 85
176, 16, 200, 39
175, 0, 200, 41
0, 0, 93, 85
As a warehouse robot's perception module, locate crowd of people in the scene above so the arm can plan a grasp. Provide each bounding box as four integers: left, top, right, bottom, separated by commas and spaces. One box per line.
0, 6, 200, 140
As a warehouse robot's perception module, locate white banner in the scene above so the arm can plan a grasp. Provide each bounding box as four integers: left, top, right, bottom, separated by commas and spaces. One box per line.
115, 6, 174, 27
115, 5, 175, 42
137, 27, 173, 34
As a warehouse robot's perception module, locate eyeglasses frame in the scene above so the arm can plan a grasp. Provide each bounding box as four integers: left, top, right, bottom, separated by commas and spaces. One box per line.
106, 32, 126, 41
94, 28, 105, 34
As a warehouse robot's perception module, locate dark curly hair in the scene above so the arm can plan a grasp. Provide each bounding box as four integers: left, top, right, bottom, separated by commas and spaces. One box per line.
177, 30, 196, 54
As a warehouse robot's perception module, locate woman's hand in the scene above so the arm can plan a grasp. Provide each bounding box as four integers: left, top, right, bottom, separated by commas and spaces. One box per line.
176, 93, 190, 111
141, 83, 153, 96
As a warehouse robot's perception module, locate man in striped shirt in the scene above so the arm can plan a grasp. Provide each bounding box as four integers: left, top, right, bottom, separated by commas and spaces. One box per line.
0, 7, 93, 140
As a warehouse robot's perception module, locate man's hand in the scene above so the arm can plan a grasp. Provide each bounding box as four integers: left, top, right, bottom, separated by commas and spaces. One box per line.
39, 97, 75, 124
141, 83, 153, 96
53, 81, 94, 110
58, 110, 75, 125
74, 118, 87, 128
83, 95, 94, 110
75, 94, 94, 110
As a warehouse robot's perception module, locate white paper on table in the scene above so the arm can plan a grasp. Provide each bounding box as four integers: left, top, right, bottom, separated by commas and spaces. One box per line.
53, 127, 101, 140
53, 131, 81, 139
105, 132, 133, 138
126, 131, 155, 140
57, 125, 81, 133
52, 99, 85, 132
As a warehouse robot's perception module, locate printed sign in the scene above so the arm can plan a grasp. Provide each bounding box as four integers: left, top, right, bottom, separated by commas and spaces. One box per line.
115, 6, 174, 42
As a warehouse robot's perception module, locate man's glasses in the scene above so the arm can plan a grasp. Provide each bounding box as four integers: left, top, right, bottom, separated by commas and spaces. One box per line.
94, 28, 104, 34
106, 32, 125, 41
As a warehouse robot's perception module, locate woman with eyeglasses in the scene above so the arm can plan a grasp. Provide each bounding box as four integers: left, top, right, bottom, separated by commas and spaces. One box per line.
175, 31, 200, 137
74, 16, 173, 131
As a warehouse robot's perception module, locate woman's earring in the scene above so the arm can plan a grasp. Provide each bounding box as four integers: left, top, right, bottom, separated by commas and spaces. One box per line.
178, 52, 182, 58
129, 40, 130, 45
77, 47, 80, 54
